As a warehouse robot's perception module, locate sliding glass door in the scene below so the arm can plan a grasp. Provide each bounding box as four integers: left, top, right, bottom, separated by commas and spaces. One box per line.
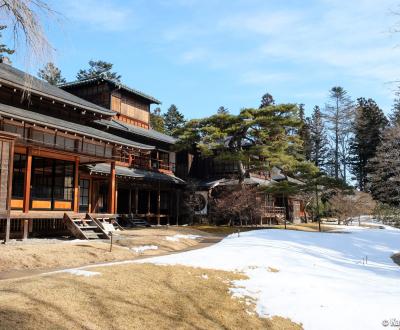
30, 157, 75, 210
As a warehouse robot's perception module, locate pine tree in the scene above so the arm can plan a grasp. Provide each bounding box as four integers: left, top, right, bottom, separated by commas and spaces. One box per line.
150, 107, 165, 133
163, 104, 186, 137
369, 127, 400, 205
217, 106, 229, 115
259, 92, 275, 108
0, 25, 14, 58
323, 86, 354, 181
177, 104, 317, 182
298, 104, 312, 161
77, 60, 121, 81
309, 106, 329, 170
350, 98, 388, 191
37, 62, 66, 85
389, 88, 400, 126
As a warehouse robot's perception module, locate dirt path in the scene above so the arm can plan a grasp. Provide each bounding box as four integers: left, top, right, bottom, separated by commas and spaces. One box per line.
0, 236, 223, 281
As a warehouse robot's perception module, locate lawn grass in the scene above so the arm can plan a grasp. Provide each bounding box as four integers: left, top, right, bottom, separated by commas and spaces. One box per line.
0, 263, 302, 330
0, 227, 209, 273
193, 223, 335, 235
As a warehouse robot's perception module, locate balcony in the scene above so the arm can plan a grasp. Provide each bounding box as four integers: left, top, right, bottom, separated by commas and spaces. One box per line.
131, 154, 175, 173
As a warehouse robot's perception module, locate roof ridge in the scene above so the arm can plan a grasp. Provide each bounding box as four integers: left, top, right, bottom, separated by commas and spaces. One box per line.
59, 76, 161, 104
0, 64, 115, 116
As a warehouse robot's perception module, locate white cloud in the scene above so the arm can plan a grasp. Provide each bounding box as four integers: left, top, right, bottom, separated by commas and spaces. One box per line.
216, 0, 400, 83
241, 71, 295, 85
61, 0, 133, 32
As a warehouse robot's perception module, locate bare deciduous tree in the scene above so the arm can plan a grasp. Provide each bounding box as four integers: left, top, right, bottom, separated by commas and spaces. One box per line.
0, 0, 57, 68
210, 186, 263, 226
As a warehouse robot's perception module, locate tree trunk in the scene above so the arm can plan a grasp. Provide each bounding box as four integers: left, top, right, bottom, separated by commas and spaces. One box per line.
335, 99, 339, 179
238, 161, 246, 183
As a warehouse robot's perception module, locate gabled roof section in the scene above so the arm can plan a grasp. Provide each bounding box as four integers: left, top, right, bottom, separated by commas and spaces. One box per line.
0, 64, 115, 116
59, 76, 161, 105
96, 119, 177, 145
86, 163, 185, 185
0, 102, 154, 150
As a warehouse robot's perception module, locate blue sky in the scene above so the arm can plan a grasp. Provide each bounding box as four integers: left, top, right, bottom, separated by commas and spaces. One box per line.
8, 0, 400, 118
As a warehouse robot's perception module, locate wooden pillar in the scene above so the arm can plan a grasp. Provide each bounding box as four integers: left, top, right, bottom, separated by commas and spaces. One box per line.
22, 219, 28, 240
175, 189, 180, 226
147, 190, 151, 214
5, 140, 15, 243
128, 189, 132, 214
108, 161, 116, 214
23, 147, 32, 213
135, 188, 138, 214
73, 156, 79, 212
157, 183, 161, 226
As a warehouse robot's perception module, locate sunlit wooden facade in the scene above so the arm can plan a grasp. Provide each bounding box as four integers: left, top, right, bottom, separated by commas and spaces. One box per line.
0, 64, 184, 239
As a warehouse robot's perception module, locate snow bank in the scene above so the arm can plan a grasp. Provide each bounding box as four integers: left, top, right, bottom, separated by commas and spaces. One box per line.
165, 234, 202, 242
63, 269, 100, 277
140, 227, 400, 330
131, 245, 158, 253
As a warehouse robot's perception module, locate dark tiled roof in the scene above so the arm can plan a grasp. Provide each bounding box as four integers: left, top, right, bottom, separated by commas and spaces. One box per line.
59, 77, 161, 104
0, 103, 154, 150
87, 163, 185, 185
96, 119, 177, 145
195, 177, 274, 189
0, 64, 115, 116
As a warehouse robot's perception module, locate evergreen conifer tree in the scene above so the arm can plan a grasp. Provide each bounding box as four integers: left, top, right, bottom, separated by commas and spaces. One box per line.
163, 104, 186, 136
298, 104, 312, 161
37, 62, 66, 85
77, 60, 121, 81
323, 86, 354, 181
259, 92, 275, 108
309, 106, 329, 170
350, 98, 388, 191
0, 25, 14, 59
369, 127, 400, 205
150, 107, 165, 133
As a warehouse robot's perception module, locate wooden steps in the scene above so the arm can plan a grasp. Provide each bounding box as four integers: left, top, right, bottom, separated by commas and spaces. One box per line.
89, 214, 123, 233
63, 213, 110, 240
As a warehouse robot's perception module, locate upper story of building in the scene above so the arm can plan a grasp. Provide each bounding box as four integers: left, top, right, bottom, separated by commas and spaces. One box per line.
0, 63, 178, 175
59, 76, 176, 172
59, 77, 161, 130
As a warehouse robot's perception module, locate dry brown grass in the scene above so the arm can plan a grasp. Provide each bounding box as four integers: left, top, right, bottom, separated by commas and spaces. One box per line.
193, 223, 336, 235
0, 227, 211, 273
0, 263, 301, 330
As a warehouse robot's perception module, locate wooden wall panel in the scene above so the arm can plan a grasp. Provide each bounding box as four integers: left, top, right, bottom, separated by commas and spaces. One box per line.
54, 201, 72, 210
31, 200, 51, 209
11, 199, 23, 209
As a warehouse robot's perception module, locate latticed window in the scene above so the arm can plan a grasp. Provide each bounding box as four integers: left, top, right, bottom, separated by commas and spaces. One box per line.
11, 153, 26, 198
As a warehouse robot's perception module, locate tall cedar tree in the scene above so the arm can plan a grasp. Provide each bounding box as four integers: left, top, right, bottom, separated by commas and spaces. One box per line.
77, 60, 121, 82
259, 92, 275, 108
176, 104, 316, 183
150, 107, 165, 133
163, 104, 185, 137
37, 62, 66, 85
369, 127, 400, 205
309, 106, 329, 170
0, 25, 14, 58
350, 98, 388, 191
298, 104, 312, 161
389, 88, 400, 126
323, 86, 354, 181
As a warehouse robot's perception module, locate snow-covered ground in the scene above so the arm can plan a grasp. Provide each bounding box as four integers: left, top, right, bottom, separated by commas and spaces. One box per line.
165, 234, 202, 242
139, 225, 400, 330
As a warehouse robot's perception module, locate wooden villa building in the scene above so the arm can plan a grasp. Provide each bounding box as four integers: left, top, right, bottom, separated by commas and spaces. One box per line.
185, 152, 306, 224
0, 63, 184, 240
